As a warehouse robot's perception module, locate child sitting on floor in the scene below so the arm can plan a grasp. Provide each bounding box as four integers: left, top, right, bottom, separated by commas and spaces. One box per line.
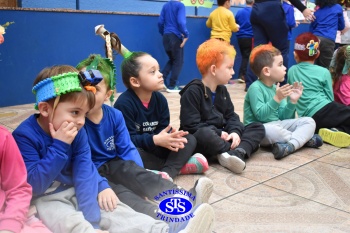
244, 44, 323, 160
288, 32, 350, 147
114, 51, 209, 179
12, 65, 178, 233
0, 125, 51, 233
179, 39, 265, 174
330, 45, 350, 106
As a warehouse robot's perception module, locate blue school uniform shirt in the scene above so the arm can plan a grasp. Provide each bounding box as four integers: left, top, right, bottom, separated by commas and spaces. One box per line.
158, 0, 189, 40
310, 4, 345, 41
235, 6, 253, 38
84, 104, 144, 168
12, 114, 110, 228
114, 89, 170, 152
282, 1, 296, 41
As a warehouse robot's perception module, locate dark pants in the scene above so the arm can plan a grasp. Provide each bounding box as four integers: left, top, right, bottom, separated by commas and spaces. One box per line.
98, 159, 177, 219
315, 36, 335, 69
137, 134, 196, 178
162, 33, 184, 89
192, 123, 265, 161
312, 101, 350, 134
237, 37, 253, 79
245, 0, 289, 89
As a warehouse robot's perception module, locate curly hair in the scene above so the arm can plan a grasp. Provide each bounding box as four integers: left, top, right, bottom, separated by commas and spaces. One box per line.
331, 45, 349, 89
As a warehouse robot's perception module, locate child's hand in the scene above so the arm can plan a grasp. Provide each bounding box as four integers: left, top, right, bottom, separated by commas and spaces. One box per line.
289, 82, 304, 104
98, 188, 119, 212
95, 230, 109, 233
49, 121, 78, 145
221, 131, 229, 140
274, 83, 292, 103
226, 132, 241, 149
153, 125, 188, 151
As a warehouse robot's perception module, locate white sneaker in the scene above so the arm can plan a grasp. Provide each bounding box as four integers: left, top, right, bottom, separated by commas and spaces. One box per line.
189, 177, 213, 206
170, 203, 214, 233
217, 152, 245, 174
166, 86, 181, 93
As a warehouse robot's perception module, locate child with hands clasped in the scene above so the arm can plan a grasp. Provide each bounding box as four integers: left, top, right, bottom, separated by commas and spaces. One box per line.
114, 52, 209, 179
179, 39, 265, 174
288, 32, 350, 148
244, 44, 323, 160
12, 65, 172, 233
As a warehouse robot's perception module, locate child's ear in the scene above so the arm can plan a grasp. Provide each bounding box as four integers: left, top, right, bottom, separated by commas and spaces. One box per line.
105, 90, 113, 101
37, 102, 51, 117
209, 64, 216, 76
130, 77, 140, 88
262, 66, 270, 76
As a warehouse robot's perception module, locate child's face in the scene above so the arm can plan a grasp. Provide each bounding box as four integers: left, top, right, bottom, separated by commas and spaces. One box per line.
89, 79, 111, 114
136, 55, 164, 91
215, 54, 235, 85
50, 98, 90, 131
268, 55, 286, 82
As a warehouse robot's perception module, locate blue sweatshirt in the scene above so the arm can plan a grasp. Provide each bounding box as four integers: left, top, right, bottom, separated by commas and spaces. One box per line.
12, 114, 110, 229
114, 89, 170, 152
235, 6, 253, 38
282, 1, 296, 41
310, 4, 345, 41
84, 104, 144, 168
158, 0, 189, 40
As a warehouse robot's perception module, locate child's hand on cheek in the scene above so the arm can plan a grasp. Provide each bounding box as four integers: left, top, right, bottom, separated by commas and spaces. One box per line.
49, 122, 78, 145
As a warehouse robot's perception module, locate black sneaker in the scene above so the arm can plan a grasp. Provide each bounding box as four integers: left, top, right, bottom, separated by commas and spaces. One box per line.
272, 142, 295, 160
304, 134, 323, 148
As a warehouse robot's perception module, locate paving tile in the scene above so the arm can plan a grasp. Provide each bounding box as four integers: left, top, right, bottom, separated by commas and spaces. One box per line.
264, 161, 350, 213
212, 184, 350, 233
317, 147, 350, 169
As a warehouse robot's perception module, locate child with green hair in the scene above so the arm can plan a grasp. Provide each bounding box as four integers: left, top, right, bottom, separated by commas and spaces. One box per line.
78, 54, 215, 233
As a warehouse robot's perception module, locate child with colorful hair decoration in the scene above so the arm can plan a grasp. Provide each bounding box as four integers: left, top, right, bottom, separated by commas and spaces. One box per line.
331, 45, 350, 106
288, 32, 350, 147
78, 54, 215, 233
12, 65, 173, 233
244, 44, 323, 160
179, 39, 265, 174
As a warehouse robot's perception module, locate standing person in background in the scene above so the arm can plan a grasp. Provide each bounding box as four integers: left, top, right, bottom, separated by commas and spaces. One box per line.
158, 0, 189, 93
206, 0, 240, 43
283, 0, 299, 51
244, 0, 315, 91
235, 0, 254, 84
334, 2, 350, 49
310, 0, 345, 68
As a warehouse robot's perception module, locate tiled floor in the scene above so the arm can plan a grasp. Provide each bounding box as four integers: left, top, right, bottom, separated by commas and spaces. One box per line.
1, 81, 349, 232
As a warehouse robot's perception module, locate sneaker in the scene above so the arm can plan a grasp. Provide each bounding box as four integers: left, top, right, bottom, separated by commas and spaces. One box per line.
168, 203, 214, 233
188, 177, 214, 207
179, 153, 209, 175
272, 142, 295, 160
304, 134, 323, 148
319, 128, 350, 148
147, 169, 173, 182
166, 86, 181, 93
217, 151, 246, 174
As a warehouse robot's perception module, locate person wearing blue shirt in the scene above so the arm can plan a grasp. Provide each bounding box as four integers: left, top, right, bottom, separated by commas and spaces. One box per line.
158, 0, 189, 92
235, 0, 254, 84
13, 65, 169, 233
310, 0, 345, 68
282, 0, 297, 46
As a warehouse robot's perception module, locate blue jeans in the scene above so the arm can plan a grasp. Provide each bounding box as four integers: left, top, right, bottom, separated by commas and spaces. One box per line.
245, 0, 289, 89
162, 33, 184, 89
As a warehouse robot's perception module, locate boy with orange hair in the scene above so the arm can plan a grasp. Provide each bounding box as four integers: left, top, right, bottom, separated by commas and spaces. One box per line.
244, 44, 323, 160
179, 39, 265, 174
288, 32, 350, 147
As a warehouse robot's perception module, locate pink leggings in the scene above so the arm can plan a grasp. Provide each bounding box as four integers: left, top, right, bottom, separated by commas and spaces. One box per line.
21, 216, 52, 233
